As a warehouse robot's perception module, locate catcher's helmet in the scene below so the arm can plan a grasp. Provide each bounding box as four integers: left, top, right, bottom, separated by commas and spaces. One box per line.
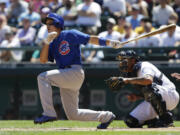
116, 50, 139, 61
116, 50, 139, 72
44, 13, 64, 29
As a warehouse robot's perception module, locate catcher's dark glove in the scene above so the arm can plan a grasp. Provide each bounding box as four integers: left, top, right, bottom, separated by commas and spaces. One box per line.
105, 77, 125, 91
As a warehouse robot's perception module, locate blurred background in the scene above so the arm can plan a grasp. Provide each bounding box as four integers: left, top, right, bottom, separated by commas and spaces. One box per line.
0, 0, 180, 121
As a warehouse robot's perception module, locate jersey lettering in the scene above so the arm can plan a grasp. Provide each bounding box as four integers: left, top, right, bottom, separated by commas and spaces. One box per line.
58, 40, 70, 55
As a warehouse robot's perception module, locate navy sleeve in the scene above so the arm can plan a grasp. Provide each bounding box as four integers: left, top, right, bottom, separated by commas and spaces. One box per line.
71, 29, 90, 45
48, 43, 54, 62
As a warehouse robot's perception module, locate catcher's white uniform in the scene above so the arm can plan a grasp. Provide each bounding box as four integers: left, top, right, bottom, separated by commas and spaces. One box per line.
130, 62, 179, 124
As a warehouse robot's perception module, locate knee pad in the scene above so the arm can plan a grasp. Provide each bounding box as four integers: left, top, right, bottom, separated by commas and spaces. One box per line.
141, 84, 166, 116
124, 114, 142, 128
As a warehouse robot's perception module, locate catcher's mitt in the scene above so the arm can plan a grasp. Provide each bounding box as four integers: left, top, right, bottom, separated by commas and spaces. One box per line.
105, 77, 125, 91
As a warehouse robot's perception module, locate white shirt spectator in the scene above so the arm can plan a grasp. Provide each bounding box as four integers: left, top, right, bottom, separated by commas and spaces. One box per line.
95, 30, 121, 61
152, 5, 174, 25
0, 0, 8, 16
76, 1, 101, 27
175, 25, 180, 34
0, 37, 23, 61
161, 31, 180, 47
98, 31, 122, 41
103, 0, 126, 15
57, 5, 77, 26
0, 25, 10, 43
35, 25, 48, 45
121, 32, 137, 47
16, 27, 36, 46
18, 11, 41, 25
137, 34, 161, 47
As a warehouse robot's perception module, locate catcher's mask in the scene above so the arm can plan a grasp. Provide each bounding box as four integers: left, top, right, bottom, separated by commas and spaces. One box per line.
116, 50, 139, 72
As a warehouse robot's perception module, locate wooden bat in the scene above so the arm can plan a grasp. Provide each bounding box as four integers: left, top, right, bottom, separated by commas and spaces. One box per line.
115, 24, 176, 48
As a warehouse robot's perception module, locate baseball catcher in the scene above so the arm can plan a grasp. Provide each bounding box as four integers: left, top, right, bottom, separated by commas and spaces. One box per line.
106, 50, 179, 128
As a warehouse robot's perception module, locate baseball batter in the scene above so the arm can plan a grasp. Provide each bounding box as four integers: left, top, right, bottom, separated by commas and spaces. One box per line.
33, 13, 119, 129
106, 50, 179, 128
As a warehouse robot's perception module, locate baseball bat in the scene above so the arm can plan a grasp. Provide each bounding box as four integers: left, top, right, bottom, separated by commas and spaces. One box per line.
116, 24, 176, 48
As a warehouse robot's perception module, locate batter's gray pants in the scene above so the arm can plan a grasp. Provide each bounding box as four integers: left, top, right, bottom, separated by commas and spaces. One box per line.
37, 65, 114, 123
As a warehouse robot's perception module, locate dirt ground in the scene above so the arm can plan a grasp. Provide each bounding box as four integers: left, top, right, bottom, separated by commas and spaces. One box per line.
0, 127, 180, 132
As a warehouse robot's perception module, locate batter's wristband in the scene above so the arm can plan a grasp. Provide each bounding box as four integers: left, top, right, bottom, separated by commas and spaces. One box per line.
99, 37, 107, 46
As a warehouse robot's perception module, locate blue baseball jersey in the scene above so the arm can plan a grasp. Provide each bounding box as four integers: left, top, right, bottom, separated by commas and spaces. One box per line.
48, 29, 90, 69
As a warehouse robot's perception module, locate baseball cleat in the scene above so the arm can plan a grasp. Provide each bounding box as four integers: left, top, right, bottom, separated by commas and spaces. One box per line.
34, 115, 57, 124
97, 114, 116, 129
145, 112, 174, 128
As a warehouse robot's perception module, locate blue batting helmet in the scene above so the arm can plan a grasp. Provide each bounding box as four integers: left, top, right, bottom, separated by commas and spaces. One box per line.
44, 13, 64, 29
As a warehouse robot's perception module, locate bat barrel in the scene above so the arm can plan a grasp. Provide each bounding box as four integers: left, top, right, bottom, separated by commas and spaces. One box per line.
115, 24, 176, 49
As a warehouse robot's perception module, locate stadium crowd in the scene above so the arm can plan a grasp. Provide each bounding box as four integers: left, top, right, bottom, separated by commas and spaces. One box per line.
0, 0, 180, 63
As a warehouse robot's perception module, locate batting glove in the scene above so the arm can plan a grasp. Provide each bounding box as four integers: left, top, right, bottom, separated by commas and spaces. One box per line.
109, 40, 122, 48
44, 32, 58, 45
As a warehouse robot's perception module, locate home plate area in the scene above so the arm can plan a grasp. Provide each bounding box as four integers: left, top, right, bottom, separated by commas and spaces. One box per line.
1, 127, 180, 132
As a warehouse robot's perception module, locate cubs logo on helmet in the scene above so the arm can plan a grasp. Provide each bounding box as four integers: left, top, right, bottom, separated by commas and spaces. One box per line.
59, 41, 70, 55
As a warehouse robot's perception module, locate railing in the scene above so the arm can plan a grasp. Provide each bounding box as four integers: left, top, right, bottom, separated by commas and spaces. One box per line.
0, 46, 179, 51
0, 46, 180, 62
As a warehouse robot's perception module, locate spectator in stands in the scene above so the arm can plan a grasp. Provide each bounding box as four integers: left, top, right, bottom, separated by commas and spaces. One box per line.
172, 0, 180, 26
31, 0, 43, 13
171, 72, 180, 80
76, 0, 101, 34
113, 16, 126, 35
152, 0, 174, 27
56, 0, 77, 28
136, 0, 149, 17
137, 22, 161, 47
126, 4, 144, 30
94, 0, 103, 6
49, 0, 62, 12
31, 7, 51, 63
83, 17, 122, 62
18, 2, 41, 28
161, 20, 180, 47
103, 0, 126, 19
121, 22, 137, 47
161, 19, 180, 61
144, 0, 154, 18
126, 0, 136, 4
169, 12, 180, 33
99, 18, 122, 41
134, 17, 155, 35
0, 30, 23, 62
31, 48, 40, 63
39, 0, 52, 11
127, 0, 149, 17
0, 0, 8, 16
0, 14, 11, 44
7, 0, 29, 26
35, 7, 50, 46
15, 16, 36, 46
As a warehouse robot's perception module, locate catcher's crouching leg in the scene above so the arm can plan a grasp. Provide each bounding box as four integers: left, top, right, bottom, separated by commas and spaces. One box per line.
124, 114, 142, 128
141, 85, 174, 127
